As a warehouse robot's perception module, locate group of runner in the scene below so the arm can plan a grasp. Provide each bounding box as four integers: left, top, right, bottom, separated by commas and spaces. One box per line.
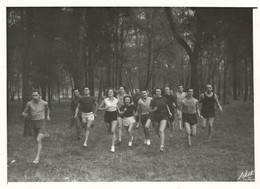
22, 84, 223, 164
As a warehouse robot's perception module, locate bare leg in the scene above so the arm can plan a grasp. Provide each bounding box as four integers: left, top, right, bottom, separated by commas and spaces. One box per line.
208, 117, 215, 140
169, 120, 175, 137
33, 133, 45, 164
83, 120, 93, 147
191, 124, 197, 136
202, 118, 206, 129
184, 122, 192, 146
111, 120, 118, 150
106, 123, 111, 134
117, 117, 123, 142
159, 120, 167, 151
153, 122, 160, 137
128, 123, 134, 146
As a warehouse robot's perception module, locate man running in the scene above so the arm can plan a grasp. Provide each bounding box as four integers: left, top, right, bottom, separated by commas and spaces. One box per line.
199, 84, 223, 140
164, 86, 177, 137
137, 89, 153, 145
133, 88, 141, 128
179, 87, 202, 147
22, 89, 50, 164
75, 87, 98, 148
117, 86, 127, 144
71, 89, 82, 140
176, 85, 186, 131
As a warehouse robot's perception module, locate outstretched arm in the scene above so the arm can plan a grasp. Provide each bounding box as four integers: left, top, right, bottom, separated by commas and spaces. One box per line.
215, 94, 223, 111
166, 105, 173, 117
98, 100, 106, 111
22, 103, 30, 117
74, 104, 80, 118
196, 100, 202, 118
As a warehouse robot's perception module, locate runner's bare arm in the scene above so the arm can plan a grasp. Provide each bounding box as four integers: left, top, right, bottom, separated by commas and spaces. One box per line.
214, 94, 223, 111
74, 103, 80, 118
98, 100, 106, 111
199, 93, 204, 103
196, 101, 202, 118
94, 101, 98, 116
166, 105, 173, 117
22, 103, 29, 117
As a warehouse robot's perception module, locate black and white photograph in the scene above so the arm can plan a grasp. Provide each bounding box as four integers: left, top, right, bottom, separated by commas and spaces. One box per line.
1, 0, 259, 188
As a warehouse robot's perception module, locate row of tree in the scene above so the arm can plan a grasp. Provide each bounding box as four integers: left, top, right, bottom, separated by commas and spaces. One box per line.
7, 7, 253, 110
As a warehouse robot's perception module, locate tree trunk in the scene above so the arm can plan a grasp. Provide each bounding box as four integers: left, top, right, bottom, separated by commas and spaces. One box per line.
232, 46, 238, 100
244, 58, 248, 102
22, 8, 33, 137
88, 45, 95, 96
57, 76, 60, 104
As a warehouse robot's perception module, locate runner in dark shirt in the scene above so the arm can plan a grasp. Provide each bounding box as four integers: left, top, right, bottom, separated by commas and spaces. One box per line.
199, 84, 223, 141
71, 89, 82, 140
75, 87, 97, 148
164, 86, 177, 137
150, 88, 172, 152
133, 88, 141, 128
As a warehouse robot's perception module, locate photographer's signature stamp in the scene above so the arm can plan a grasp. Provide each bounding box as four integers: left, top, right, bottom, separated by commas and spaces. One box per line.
237, 170, 255, 181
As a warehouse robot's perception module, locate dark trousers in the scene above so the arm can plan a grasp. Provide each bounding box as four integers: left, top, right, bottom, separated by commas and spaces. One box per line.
71, 116, 82, 138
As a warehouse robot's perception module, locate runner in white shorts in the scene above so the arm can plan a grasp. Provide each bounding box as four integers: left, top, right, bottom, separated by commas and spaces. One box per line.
137, 89, 153, 145
118, 96, 137, 147
176, 85, 186, 131
75, 87, 97, 148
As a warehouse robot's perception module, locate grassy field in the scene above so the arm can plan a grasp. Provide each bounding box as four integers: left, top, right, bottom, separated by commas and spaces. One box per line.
7, 100, 254, 181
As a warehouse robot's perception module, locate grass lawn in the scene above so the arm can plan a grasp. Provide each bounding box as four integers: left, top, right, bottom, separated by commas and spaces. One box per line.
7, 100, 254, 181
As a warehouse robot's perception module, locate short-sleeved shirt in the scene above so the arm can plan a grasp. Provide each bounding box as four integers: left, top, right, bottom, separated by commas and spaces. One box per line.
71, 95, 82, 115
120, 104, 136, 118
104, 97, 118, 112
79, 96, 96, 113
164, 94, 177, 112
138, 97, 152, 115
117, 94, 127, 108
150, 97, 168, 116
180, 97, 198, 114
25, 100, 48, 120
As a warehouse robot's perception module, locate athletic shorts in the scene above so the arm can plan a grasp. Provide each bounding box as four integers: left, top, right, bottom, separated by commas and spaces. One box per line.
104, 111, 118, 123
201, 110, 215, 119
31, 119, 47, 138
123, 116, 135, 127
152, 113, 168, 123
81, 112, 95, 123
182, 113, 197, 125
140, 114, 150, 124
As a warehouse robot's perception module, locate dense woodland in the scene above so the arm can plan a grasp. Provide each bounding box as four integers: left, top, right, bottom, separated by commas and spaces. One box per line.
7, 7, 253, 109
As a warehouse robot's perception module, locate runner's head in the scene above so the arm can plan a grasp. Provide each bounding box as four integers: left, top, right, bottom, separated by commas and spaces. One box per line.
141, 89, 149, 98
154, 88, 163, 97
73, 89, 80, 97
206, 84, 213, 93
123, 95, 132, 105
178, 85, 184, 93
186, 87, 194, 98
83, 87, 90, 95
106, 88, 116, 97
32, 89, 40, 101
164, 86, 171, 95
118, 86, 126, 94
